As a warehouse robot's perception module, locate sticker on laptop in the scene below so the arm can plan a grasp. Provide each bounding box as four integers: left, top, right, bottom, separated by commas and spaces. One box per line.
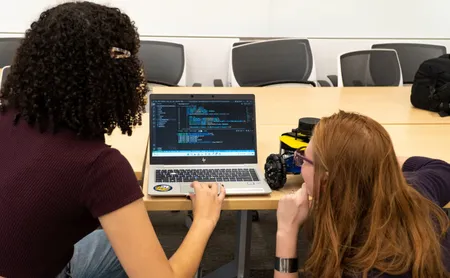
154, 184, 173, 192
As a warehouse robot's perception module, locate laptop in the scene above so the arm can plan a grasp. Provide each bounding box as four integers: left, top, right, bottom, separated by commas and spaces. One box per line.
147, 93, 272, 196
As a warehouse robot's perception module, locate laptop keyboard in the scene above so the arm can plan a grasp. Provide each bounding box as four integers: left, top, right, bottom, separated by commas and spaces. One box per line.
155, 168, 259, 183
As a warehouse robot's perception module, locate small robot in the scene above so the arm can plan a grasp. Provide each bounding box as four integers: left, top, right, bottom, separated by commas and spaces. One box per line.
264, 117, 319, 190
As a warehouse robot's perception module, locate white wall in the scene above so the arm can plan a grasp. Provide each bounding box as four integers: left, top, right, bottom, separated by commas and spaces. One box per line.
2, 1, 450, 85
1, 0, 450, 38
0, 0, 270, 37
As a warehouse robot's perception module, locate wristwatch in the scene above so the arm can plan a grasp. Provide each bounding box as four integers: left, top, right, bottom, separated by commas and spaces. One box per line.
274, 257, 299, 273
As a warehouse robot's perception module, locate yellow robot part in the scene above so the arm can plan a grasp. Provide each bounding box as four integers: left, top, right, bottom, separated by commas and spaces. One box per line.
280, 134, 309, 150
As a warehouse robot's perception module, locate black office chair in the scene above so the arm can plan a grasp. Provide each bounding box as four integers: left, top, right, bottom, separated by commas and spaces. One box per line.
327, 75, 338, 87
372, 43, 447, 84
0, 38, 22, 68
138, 40, 201, 87
338, 49, 403, 87
223, 39, 318, 87
231, 38, 317, 87
213, 41, 254, 86
138, 40, 187, 87
317, 80, 331, 87
138, 40, 201, 112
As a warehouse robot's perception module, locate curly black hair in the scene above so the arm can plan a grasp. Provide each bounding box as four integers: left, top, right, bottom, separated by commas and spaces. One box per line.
0, 1, 147, 139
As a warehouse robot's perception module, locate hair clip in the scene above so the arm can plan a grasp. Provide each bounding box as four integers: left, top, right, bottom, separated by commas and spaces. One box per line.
110, 47, 131, 59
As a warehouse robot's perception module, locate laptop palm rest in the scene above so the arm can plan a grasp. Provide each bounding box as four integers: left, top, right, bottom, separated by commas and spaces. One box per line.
180, 183, 266, 195
181, 184, 220, 195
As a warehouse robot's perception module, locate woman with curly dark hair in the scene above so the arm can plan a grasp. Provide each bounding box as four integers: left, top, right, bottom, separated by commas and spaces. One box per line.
0, 2, 225, 278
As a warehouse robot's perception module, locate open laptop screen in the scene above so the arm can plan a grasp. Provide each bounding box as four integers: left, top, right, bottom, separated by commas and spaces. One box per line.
150, 94, 258, 165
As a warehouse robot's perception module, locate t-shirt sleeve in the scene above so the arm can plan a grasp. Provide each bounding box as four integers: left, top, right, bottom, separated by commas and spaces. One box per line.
81, 147, 144, 218
403, 156, 450, 207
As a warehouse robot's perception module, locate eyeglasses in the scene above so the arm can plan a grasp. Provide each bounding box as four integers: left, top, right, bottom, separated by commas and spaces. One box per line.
294, 147, 314, 166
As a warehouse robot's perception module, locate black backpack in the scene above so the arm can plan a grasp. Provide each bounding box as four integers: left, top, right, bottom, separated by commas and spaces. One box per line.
411, 54, 450, 117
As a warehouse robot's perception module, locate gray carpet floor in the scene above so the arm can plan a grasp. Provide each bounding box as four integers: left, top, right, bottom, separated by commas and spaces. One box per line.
150, 210, 310, 278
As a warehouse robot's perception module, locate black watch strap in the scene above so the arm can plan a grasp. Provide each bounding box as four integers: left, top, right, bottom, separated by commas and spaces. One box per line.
274, 257, 298, 273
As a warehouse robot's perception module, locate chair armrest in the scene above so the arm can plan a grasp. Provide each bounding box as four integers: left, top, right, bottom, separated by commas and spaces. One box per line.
327, 75, 338, 87
192, 83, 202, 87
317, 80, 331, 87
149, 80, 178, 87
258, 80, 316, 87
213, 79, 224, 87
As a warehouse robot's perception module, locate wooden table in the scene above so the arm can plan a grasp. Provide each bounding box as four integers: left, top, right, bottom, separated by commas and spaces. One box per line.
143, 87, 450, 277
105, 114, 149, 180
144, 87, 450, 211
153, 87, 450, 126
143, 124, 450, 211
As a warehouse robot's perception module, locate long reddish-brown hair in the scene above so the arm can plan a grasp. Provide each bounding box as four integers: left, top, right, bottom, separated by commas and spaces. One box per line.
304, 111, 449, 278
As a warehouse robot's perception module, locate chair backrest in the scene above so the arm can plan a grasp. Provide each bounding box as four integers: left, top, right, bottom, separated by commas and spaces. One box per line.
372, 43, 446, 84
232, 41, 253, 47
138, 40, 186, 86
229, 38, 317, 87
0, 38, 22, 68
338, 49, 403, 87
0, 65, 11, 88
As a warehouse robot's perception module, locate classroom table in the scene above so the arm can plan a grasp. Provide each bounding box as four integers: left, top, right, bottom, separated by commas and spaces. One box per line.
142, 123, 450, 277
138, 87, 450, 278
153, 86, 450, 126
143, 124, 450, 211
105, 114, 149, 180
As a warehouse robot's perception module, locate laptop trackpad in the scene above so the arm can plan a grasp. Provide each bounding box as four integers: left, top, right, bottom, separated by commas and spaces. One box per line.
181, 184, 194, 194
180, 184, 222, 195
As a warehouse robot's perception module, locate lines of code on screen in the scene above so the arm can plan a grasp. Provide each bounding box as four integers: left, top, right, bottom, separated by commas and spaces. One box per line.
151, 99, 256, 157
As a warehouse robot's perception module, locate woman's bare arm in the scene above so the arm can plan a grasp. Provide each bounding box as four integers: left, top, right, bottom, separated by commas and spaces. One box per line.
274, 231, 299, 278
99, 182, 225, 278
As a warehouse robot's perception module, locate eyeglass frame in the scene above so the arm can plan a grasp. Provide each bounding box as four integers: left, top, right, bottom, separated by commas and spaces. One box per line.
294, 146, 314, 166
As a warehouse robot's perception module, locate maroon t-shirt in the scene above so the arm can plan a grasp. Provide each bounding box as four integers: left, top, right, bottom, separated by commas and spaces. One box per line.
0, 111, 144, 278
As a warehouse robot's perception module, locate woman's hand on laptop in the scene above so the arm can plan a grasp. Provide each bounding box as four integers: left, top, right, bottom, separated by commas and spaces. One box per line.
189, 182, 226, 230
